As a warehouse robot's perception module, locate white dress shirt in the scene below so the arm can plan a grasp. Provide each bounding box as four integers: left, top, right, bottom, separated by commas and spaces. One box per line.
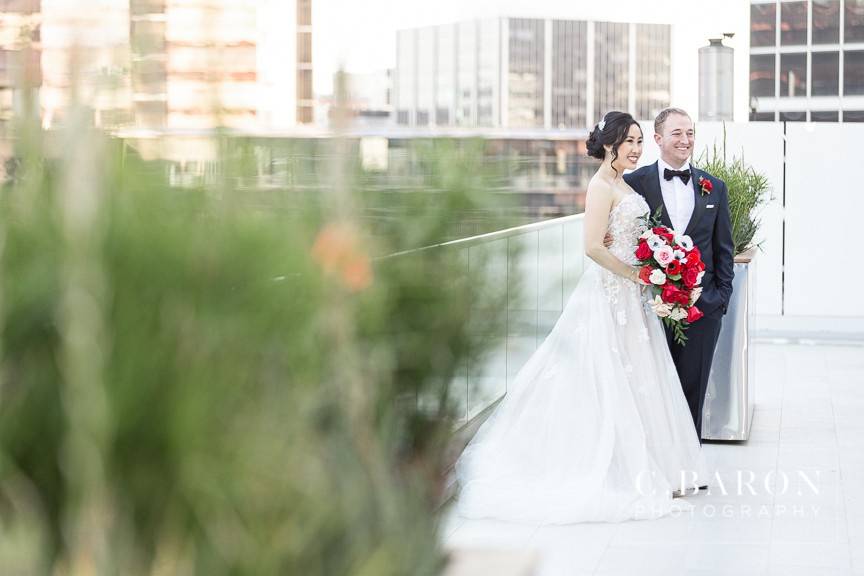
657, 158, 696, 235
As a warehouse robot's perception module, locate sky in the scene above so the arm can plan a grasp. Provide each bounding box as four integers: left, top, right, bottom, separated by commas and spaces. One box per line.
312, 0, 752, 120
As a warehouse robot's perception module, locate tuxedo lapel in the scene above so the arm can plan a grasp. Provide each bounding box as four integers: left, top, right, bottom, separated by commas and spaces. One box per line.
684, 167, 708, 237
642, 162, 674, 229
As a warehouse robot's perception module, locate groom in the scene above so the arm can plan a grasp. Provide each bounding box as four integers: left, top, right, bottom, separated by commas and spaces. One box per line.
624, 108, 735, 441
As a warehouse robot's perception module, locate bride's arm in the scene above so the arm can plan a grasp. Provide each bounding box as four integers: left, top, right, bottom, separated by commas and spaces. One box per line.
583, 181, 641, 283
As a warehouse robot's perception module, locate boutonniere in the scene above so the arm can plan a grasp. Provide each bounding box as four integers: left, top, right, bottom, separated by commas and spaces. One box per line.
698, 176, 713, 197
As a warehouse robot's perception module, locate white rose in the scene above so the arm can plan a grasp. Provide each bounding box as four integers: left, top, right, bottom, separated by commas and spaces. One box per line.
696, 270, 705, 286
689, 286, 703, 305
647, 235, 665, 251
654, 245, 674, 266
670, 306, 688, 321
651, 295, 672, 318
649, 269, 667, 285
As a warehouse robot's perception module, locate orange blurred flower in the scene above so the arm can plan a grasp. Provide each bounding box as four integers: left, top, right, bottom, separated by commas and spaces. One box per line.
311, 223, 373, 292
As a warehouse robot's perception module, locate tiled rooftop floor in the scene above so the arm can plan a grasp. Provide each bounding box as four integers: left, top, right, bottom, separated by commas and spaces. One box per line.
441, 340, 864, 576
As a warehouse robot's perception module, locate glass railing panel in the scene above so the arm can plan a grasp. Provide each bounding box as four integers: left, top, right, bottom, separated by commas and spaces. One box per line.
466, 236, 509, 420
538, 225, 564, 340
505, 231, 539, 388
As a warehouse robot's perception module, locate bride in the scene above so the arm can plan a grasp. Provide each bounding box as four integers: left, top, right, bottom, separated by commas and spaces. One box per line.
454, 111, 708, 524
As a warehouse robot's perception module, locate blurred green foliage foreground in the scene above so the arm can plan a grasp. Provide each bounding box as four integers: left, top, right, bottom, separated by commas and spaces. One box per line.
0, 111, 510, 575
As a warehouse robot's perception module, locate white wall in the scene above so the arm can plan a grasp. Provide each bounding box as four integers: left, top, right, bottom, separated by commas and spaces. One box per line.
784, 123, 864, 318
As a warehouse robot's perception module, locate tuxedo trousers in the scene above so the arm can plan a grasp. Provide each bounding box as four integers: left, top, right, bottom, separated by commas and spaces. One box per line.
664, 315, 723, 441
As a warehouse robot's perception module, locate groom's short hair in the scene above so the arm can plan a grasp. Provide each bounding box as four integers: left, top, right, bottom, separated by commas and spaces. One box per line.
654, 107, 691, 134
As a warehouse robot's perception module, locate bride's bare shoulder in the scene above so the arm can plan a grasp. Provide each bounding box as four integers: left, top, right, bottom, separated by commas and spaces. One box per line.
586, 175, 614, 203
588, 174, 613, 191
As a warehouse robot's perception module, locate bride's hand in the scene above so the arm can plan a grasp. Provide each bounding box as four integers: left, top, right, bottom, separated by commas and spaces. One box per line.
603, 233, 613, 248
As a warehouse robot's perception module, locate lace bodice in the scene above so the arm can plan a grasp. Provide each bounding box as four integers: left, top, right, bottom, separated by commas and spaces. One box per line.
606, 192, 650, 265
595, 192, 651, 325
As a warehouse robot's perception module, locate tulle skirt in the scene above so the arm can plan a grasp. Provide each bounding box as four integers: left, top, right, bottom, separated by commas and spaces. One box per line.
455, 262, 708, 524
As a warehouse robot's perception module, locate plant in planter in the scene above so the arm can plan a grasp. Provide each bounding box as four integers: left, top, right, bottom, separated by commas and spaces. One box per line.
693, 124, 772, 441
695, 128, 773, 256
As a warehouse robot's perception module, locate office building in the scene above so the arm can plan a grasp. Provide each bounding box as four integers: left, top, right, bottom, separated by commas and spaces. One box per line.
394, 17, 671, 129
750, 0, 864, 122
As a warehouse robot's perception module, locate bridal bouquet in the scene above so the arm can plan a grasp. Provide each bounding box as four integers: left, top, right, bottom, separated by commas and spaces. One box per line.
635, 215, 706, 345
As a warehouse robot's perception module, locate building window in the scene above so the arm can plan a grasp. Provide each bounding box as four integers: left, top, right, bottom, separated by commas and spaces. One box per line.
844, 110, 864, 121
751, 3, 777, 47
779, 111, 806, 121
594, 22, 629, 121
551, 20, 587, 128
456, 22, 477, 126
847, 0, 864, 42
845, 51, 864, 95
635, 23, 671, 122
781, 2, 808, 46
477, 19, 501, 127
297, 68, 312, 104
780, 53, 807, 97
812, 52, 839, 95
750, 111, 776, 121
131, 20, 166, 55
416, 110, 429, 125
397, 110, 409, 125
509, 18, 545, 128
811, 111, 839, 121
436, 24, 456, 126
297, 0, 311, 27
298, 106, 313, 124
131, 0, 165, 15
813, 0, 840, 44
297, 32, 312, 64
750, 54, 776, 97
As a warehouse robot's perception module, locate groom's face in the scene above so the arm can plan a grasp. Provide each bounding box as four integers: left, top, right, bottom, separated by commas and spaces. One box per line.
655, 113, 694, 168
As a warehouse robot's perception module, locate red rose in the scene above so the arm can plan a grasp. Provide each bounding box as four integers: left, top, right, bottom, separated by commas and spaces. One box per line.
665, 286, 689, 306
638, 265, 653, 284
635, 240, 652, 260
682, 267, 700, 288
661, 284, 688, 306
698, 176, 713, 196
685, 248, 704, 271
651, 226, 674, 244
666, 259, 683, 276
687, 305, 704, 323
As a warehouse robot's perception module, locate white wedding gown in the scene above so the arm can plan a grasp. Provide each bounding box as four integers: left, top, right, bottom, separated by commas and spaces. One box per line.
455, 192, 708, 524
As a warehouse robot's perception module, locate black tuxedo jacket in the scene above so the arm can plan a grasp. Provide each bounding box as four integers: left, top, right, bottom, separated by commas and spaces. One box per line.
624, 161, 735, 319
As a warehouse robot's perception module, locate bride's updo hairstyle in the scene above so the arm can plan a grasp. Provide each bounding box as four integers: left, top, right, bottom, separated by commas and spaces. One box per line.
586, 111, 641, 175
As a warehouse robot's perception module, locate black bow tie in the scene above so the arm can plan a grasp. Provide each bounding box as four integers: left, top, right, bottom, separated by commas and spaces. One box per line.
664, 168, 691, 185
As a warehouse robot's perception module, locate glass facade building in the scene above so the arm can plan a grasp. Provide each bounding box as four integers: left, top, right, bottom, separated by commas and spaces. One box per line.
394, 17, 671, 129
1, 0, 311, 131
750, 0, 864, 122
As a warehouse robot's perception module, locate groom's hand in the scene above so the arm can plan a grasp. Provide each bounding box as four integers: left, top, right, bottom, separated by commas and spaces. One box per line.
603, 233, 613, 248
